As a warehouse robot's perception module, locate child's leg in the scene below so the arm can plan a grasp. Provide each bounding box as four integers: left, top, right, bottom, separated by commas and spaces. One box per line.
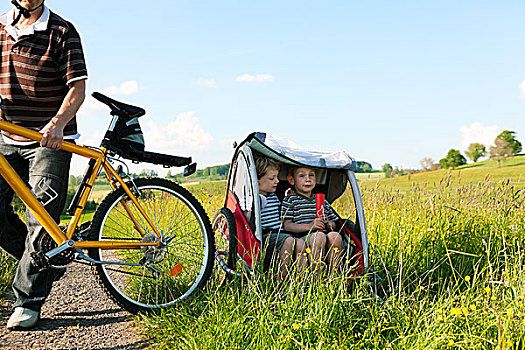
294, 238, 308, 274
277, 236, 295, 278
326, 231, 343, 274
308, 232, 326, 276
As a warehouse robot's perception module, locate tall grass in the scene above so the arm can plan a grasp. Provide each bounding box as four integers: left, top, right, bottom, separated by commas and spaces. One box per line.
0, 251, 16, 298
138, 175, 525, 349
0, 174, 522, 349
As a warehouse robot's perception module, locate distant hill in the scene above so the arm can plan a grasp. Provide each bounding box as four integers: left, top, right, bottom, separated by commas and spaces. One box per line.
360, 155, 525, 191
457, 154, 525, 169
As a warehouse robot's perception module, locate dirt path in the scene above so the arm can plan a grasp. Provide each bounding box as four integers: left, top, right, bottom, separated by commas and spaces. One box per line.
0, 262, 148, 350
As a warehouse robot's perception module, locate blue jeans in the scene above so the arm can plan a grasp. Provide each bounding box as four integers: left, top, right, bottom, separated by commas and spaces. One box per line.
0, 137, 71, 311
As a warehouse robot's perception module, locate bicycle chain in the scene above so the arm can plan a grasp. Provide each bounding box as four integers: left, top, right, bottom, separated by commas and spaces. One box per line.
38, 231, 76, 267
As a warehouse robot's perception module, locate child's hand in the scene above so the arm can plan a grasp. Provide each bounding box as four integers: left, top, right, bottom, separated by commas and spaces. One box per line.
325, 220, 336, 231
310, 218, 325, 231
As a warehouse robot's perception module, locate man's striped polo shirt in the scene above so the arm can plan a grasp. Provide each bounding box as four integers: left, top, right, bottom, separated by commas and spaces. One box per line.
0, 6, 87, 141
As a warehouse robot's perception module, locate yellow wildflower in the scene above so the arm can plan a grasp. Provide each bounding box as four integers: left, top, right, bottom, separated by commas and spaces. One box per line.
448, 339, 455, 347
465, 276, 470, 282
470, 304, 476, 311
491, 296, 496, 301
292, 323, 300, 330
450, 307, 461, 316
305, 248, 311, 254
484, 286, 491, 294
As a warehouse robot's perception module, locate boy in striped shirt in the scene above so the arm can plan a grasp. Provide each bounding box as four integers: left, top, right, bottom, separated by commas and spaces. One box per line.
282, 166, 343, 274
256, 156, 307, 278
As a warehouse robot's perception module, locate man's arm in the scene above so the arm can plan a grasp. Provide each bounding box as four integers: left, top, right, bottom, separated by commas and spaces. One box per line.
40, 79, 86, 149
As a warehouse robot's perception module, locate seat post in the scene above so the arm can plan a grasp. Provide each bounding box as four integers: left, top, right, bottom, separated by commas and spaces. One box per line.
100, 114, 120, 149
108, 114, 120, 132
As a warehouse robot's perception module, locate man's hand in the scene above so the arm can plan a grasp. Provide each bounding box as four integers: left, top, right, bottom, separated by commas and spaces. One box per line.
40, 118, 65, 149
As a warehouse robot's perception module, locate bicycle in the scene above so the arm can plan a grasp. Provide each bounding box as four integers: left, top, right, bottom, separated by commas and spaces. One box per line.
0, 92, 215, 313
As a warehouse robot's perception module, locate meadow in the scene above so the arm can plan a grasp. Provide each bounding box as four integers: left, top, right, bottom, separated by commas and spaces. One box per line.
0, 160, 523, 349
138, 164, 525, 349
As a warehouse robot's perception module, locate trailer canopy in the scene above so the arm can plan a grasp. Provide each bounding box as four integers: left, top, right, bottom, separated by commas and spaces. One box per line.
242, 132, 357, 172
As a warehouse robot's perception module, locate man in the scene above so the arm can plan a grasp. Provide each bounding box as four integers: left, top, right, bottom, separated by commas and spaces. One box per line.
0, 0, 87, 329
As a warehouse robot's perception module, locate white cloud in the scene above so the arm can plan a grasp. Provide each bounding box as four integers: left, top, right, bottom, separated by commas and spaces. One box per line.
520, 79, 525, 97
460, 122, 500, 150
235, 73, 275, 83
78, 81, 142, 117
196, 78, 217, 88
77, 95, 106, 117
70, 113, 214, 175
145, 112, 213, 152
101, 80, 140, 95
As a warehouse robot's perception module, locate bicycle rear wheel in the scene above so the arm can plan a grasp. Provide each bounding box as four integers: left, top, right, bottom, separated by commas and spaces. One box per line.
88, 178, 214, 313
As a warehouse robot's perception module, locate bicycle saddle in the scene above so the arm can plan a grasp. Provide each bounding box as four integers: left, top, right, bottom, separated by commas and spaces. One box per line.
92, 92, 145, 121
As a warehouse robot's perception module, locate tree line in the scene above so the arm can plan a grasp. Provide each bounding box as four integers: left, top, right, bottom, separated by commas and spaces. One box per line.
166, 164, 230, 182
381, 130, 522, 178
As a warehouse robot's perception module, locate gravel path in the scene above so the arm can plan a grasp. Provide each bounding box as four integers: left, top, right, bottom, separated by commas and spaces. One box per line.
0, 262, 148, 350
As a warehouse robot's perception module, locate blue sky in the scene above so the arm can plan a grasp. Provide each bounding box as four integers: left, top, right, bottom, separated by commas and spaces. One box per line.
4, 0, 524, 174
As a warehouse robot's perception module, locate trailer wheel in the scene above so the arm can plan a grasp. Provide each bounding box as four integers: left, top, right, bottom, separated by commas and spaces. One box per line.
211, 208, 238, 284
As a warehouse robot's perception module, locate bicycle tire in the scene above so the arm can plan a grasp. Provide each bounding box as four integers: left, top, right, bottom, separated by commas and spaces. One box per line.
88, 178, 214, 313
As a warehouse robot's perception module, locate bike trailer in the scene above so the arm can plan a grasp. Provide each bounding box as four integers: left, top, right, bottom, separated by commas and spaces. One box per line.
213, 132, 369, 278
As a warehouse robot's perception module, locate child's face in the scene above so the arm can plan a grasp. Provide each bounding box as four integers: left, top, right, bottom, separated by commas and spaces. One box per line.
289, 167, 316, 197
258, 168, 279, 195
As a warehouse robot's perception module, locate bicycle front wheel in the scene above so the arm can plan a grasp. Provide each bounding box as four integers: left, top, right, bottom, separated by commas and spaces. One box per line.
88, 178, 214, 313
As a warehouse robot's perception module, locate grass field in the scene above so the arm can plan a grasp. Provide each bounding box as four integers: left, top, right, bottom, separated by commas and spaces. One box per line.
136, 165, 524, 349
355, 172, 385, 181
359, 155, 525, 193
0, 160, 523, 349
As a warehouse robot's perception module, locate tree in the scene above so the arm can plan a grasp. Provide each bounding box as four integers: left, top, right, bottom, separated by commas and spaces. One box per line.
495, 131, 522, 155
356, 161, 373, 173
430, 163, 442, 171
420, 157, 434, 171
439, 158, 449, 169
382, 163, 393, 178
139, 169, 158, 177
465, 143, 486, 163
489, 138, 513, 168
440, 149, 467, 169
69, 175, 82, 186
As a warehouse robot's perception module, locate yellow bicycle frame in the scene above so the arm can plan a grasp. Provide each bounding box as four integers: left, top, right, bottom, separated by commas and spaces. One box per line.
0, 120, 160, 250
